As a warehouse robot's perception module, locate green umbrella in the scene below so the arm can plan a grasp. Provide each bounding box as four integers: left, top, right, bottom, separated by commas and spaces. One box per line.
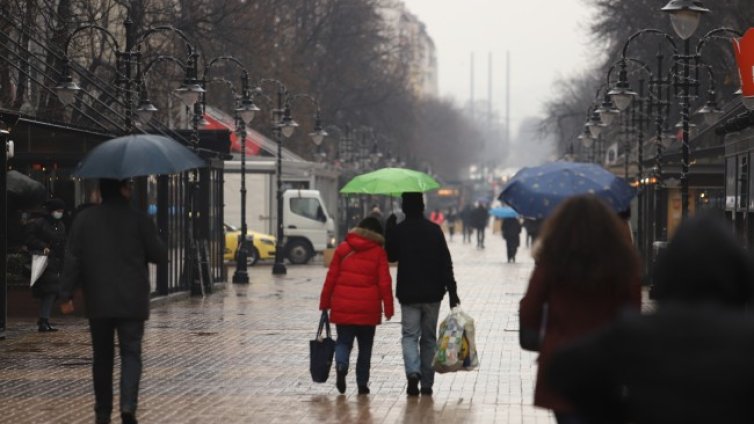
340, 167, 440, 196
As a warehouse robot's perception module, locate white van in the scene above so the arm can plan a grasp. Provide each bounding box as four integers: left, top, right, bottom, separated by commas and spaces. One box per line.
283, 189, 335, 264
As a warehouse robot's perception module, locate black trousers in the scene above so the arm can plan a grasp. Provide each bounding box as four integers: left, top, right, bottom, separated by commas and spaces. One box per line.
89, 318, 145, 421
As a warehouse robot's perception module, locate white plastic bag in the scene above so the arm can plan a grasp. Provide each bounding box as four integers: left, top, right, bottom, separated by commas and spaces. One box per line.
30, 254, 48, 287
432, 307, 480, 373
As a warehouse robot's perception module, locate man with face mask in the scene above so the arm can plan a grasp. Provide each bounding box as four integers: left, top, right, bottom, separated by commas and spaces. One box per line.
60, 179, 167, 424
25, 197, 67, 332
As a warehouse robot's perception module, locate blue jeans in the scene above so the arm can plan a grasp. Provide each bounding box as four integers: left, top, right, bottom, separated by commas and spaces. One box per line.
401, 302, 440, 390
335, 325, 376, 386
89, 318, 145, 421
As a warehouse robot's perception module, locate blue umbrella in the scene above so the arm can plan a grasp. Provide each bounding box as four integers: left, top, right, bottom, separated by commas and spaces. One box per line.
499, 161, 635, 219
73, 134, 206, 179
489, 206, 519, 219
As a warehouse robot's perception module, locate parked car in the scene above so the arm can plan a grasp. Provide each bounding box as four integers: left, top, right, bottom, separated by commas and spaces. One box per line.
224, 223, 276, 266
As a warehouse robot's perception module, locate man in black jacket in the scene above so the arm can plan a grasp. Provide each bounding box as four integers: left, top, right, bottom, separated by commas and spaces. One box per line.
60, 179, 167, 424
385, 192, 460, 396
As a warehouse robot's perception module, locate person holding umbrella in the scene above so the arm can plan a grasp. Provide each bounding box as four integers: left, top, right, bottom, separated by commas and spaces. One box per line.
385, 192, 460, 396
60, 179, 168, 424
25, 198, 67, 332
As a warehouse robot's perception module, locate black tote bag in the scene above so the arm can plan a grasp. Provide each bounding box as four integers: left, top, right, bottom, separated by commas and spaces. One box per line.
310, 311, 336, 383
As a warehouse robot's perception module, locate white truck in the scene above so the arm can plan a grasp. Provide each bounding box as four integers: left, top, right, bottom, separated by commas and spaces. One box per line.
281, 189, 336, 264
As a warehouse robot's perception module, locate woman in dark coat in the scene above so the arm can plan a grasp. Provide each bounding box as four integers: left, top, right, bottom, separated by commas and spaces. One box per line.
519, 196, 641, 424
502, 217, 522, 262
26, 198, 66, 332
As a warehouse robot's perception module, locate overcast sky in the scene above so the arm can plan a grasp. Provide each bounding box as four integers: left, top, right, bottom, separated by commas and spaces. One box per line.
402, 0, 596, 135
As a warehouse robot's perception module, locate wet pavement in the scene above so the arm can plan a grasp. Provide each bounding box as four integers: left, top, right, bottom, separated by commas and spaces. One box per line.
0, 230, 554, 423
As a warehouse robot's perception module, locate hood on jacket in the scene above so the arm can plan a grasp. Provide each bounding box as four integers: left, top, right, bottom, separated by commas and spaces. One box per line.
346, 227, 385, 251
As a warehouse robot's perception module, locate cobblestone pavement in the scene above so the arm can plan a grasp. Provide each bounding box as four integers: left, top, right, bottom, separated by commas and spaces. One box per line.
0, 230, 554, 423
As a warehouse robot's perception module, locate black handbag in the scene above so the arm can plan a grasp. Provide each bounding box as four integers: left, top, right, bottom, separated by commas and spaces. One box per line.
309, 311, 336, 383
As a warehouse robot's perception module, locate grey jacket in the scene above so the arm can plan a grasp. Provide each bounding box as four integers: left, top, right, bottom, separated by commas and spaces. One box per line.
60, 197, 167, 320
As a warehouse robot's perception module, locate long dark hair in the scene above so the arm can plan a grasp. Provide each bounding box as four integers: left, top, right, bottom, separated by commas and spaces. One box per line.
534, 195, 639, 291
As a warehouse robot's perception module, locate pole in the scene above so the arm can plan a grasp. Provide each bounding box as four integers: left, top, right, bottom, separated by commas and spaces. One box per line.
680, 38, 691, 218
232, 114, 250, 283
272, 83, 287, 275
637, 78, 645, 258
124, 17, 134, 132
0, 126, 8, 339
654, 50, 666, 241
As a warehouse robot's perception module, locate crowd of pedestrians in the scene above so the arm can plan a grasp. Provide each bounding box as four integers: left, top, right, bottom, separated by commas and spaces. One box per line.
16, 180, 754, 424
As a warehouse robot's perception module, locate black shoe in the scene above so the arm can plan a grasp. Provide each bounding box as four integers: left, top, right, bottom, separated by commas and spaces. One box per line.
121, 412, 137, 424
336, 368, 347, 394
37, 319, 58, 332
407, 373, 420, 396
358, 385, 370, 395
420, 387, 433, 396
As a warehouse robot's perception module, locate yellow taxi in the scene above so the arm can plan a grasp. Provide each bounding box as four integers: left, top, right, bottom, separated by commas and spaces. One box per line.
224, 223, 277, 266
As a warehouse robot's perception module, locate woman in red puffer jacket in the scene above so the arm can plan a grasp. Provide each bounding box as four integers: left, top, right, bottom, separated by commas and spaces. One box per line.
320, 216, 394, 395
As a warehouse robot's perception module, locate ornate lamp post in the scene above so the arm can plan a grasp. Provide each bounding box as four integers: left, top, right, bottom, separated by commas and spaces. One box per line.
197, 57, 259, 284
257, 80, 326, 275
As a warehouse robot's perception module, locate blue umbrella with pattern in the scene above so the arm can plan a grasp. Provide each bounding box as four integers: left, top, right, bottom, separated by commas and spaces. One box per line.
498, 161, 636, 219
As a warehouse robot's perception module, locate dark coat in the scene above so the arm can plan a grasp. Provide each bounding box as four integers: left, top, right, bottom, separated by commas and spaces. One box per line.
319, 228, 394, 325
60, 197, 168, 320
385, 215, 458, 305
25, 213, 66, 298
502, 218, 522, 242
549, 305, 754, 424
471, 206, 488, 230
519, 265, 641, 412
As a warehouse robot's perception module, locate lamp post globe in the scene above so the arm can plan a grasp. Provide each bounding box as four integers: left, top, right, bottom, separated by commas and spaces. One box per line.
55, 80, 81, 107
597, 99, 620, 126
695, 101, 723, 125
661, 0, 709, 40
236, 97, 260, 125
135, 99, 158, 125
175, 82, 205, 107
608, 84, 638, 112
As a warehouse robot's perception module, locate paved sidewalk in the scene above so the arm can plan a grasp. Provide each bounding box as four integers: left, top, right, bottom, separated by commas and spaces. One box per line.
0, 230, 553, 423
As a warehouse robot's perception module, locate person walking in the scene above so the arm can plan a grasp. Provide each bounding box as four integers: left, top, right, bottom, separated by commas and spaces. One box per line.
446, 208, 457, 242
523, 218, 542, 248
471, 203, 488, 249
25, 198, 67, 332
319, 216, 393, 395
60, 179, 168, 424
460, 204, 473, 243
385, 192, 460, 396
519, 195, 641, 424
549, 214, 754, 424
502, 217, 522, 263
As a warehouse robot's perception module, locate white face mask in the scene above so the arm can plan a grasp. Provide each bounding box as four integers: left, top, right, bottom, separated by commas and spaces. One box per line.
52, 211, 64, 220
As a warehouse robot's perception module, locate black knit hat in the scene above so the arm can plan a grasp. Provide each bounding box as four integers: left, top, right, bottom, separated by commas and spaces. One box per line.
401, 192, 424, 216
44, 198, 65, 212
358, 216, 384, 236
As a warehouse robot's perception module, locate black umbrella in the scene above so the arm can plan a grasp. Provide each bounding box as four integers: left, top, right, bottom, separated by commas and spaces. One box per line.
72, 134, 206, 179
7, 170, 46, 209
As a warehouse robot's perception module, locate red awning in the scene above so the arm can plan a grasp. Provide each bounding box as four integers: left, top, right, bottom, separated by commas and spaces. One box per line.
202, 111, 261, 156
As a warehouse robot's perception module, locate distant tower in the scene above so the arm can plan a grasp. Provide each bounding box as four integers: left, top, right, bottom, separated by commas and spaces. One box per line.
506, 50, 511, 149
470, 52, 475, 118
488, 51, 493, 128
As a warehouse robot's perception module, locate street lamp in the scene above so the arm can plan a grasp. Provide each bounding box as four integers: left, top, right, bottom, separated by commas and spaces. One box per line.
198, 56, 259, 284
257, 80, 327, 275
